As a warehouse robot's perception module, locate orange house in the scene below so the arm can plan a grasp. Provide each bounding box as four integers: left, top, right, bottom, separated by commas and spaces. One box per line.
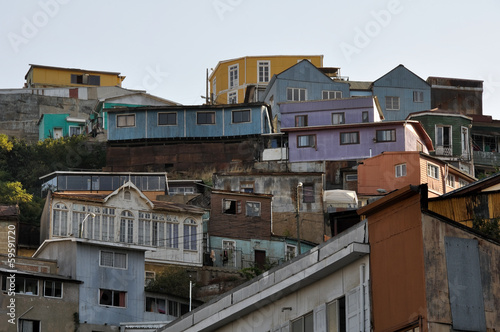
357, 151, 476, 198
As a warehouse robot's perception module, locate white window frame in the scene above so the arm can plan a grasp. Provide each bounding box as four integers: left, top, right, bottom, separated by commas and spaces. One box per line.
385, 96, 400, 110
436, 125, 452, 147
69, 125, 81, 136
116, 114, 136, 128
228, 64, 239, 89
287, 87, 307, 101
395, 163, 407, 178
413, 90, 424, 102
322, 90, 342, 99
285, 244, 297, 261
43, 280, 63, 298
257, 60, 270, 83
100, 250, 128, 269
427, 163, 439, 179
446, 174, 456, 188
297, 134, 316, 148
228, 91, 237, 104
331, 112, 345, 125
245, 201, 261, 217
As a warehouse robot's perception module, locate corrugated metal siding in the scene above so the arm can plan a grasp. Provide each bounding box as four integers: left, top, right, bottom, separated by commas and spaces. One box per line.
444, 237, 486, 331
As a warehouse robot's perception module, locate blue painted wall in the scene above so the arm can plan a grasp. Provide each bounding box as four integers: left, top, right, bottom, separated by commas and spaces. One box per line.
262, 60, 351, 131
107, 104, 271, 141
38, 113, 85, 140
373, 65, 431, 121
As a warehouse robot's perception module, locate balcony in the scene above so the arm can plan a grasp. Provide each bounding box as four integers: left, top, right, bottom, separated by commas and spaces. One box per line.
473, 151, 500, 166
435, 145, 453, 156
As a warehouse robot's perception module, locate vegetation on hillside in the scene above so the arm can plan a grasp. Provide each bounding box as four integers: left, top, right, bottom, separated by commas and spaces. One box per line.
0, 134, 106, 223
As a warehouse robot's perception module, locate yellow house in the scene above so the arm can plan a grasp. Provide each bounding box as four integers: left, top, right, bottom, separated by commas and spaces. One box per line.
208, 55, 324, 105
25, 64, 126, 88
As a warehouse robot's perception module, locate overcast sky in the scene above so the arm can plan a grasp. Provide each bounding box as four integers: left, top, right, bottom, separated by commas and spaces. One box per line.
1, 0, 500, 118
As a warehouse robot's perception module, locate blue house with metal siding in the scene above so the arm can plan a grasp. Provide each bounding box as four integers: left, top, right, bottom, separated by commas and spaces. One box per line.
372, 64, 431, 121
106, 103, 272, 141
261, 60, 350, 131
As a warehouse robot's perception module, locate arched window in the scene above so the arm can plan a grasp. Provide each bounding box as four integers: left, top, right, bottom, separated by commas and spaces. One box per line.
120, 210, 134, 243
52, 203, 68, 236
183, 218, 197, 251
124, 190, 131, 200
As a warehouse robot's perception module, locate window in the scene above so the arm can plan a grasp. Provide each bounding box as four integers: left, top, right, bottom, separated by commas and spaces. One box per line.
287, 87, 307, 101
101, 208, 115, 242
223, 199, 241, 214
71, 74, 100, 86
197, 112, 215, 124
327, 297, 346, 332
322, 90, 342, 99
232, 110, 250, 123
427, 163, 439, 179
297, 135, 316, 148
52, 202, 68, 236
340, 132, 359, 145
302, 184, 314, 203
332, 112, 345, 125
100, 251, 127, 269
446, 174, 455, 188
99, 289, 126, 307
146, 297, 166, 314
117, 114, 135, 127
246, 202, 261, 217
413, 91, 424, 102
119, 210, 134, 244
228, 91, 237, 104
258, 61, 270, 83
395, 163, 407, 178
2, 276, 38, 295
158, 112, 177, 125
362, 111, 369, 123
138, 212, 152, 245
183, 218, 197, 251
240, 181, 254, 193
169, 300, 180, 317
376, 129, 396, 142
69, 126, 81, 136
165, 218, 179, 249
145, 271, 155, 286
285, 244, 297, 261
459, 178, 468, 187
345, 174, 358, 181
44, 280, 62, 298
295, 115, 308, 127
436, 125, 452, 156
19, 319, 41, 332
229, 64, 238, 88
292, 312, 314, 332
222, 240, 236, 267
385, 96, 400, 110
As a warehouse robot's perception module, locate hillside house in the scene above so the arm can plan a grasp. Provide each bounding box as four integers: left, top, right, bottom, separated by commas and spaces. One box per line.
427, 76, 483, 115
372, 64, 431, 121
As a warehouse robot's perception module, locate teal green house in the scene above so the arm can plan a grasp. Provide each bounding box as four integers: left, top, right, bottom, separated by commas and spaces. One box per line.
38, 113, 87, 140
407, 109, 474, 176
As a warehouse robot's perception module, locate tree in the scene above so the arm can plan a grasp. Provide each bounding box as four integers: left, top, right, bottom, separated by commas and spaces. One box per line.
145, 267, 194, 298
0, 181, 32, 205
473, 216, 500, 241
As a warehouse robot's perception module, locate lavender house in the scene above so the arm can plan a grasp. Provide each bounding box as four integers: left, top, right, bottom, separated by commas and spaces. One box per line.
280, 97, 433, 162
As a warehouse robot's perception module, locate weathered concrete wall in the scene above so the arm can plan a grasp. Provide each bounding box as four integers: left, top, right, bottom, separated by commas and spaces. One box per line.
0, 93, 97, 141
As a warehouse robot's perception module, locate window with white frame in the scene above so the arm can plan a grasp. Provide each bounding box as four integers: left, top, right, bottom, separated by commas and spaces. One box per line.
117, 114, 135, 127
120, 210, 134, 243
427, 163, 439, 179
1, 276, 38, 295
19, 319, 41, 332
287, 87, 307, 101
101, 208, 115, 242
246, 201, 261, 217
436, 125, 452, 148
385, 96, 400, 110
362, 111, 369, 123
413, 91, 424, 102
100, 250, 127, 269
183, 218, 197, 251
69, 126, 81, 136
52, 202, 69, 236
446, 174, 455, 188
240, 181, 254, 193
258, 61, 270, 83
459, 178, 468, 187
164, 216, 179, 249
291, 311, 314, 332
395, 163, 407, 178
331, 112, 345, 125
340, 132, 359, 144
229, 64, 238, 89
376, 129, 396, 142
285, 244, 297, 261
228, 91, 237, 104
44, 280, 63, 298
297, 134, 316, 148
138, 212, 152, 245
327, 297, 346, 332
322, 90, 342, 99
99, 289, 126, 307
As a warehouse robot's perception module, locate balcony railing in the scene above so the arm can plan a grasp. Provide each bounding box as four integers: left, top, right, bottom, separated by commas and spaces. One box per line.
435, 145, 453, 156
473, 151, 500, 166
